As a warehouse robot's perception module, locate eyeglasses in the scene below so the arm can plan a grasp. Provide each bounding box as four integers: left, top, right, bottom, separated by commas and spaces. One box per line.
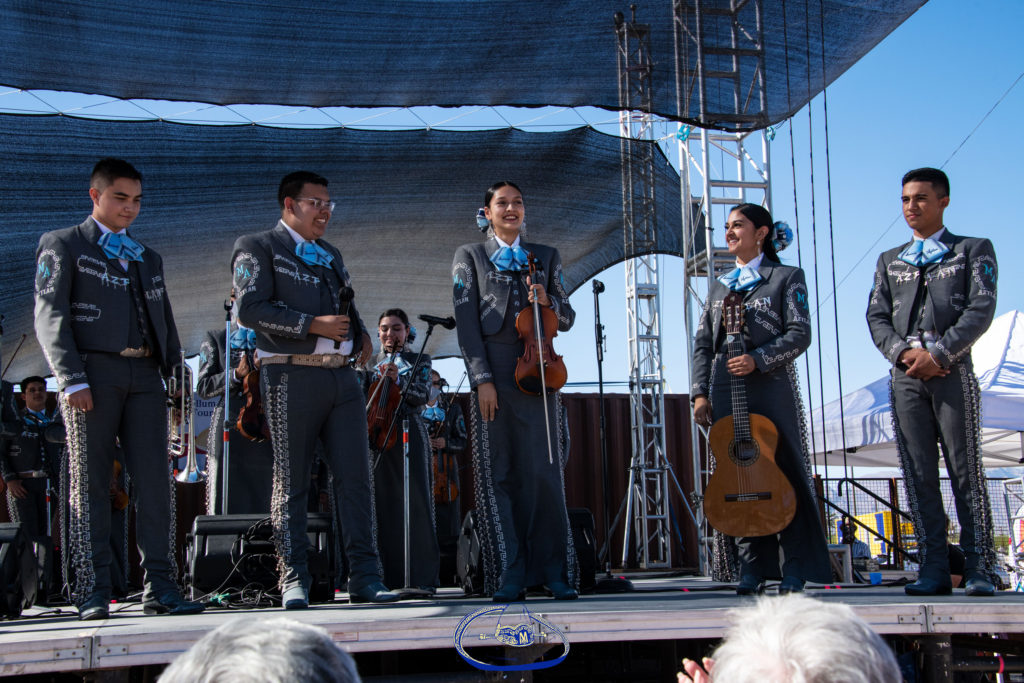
295, 197, 336, 212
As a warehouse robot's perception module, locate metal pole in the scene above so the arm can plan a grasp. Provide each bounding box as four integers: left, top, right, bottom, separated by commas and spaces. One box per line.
403, 417, 411, 589
221, 315, 231, 515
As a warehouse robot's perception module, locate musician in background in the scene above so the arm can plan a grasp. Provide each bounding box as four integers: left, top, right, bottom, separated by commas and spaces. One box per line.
33, 158, 203, 620
866, 168, 998, 597
1, 376, 63, 546
364, 309, 440, 593
232, 171, 396, 607
691, 203, 830, 595
424, 369, 466, 574
452, 181, 577, 601
196, 290, 274, 514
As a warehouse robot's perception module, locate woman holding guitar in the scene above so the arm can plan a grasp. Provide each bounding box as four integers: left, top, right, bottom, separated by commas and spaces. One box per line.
452, 181, 578, 602
691, 203, 830, 595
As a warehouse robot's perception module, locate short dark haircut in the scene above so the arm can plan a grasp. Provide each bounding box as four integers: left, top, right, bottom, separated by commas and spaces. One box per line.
729, 203, 780, 263
90, 158, 142, 192
378, 308, 409, 326
278, 171, 329, 208
902, 167, 949, 197
19, 376, 45, 392
484, 181, 523, 208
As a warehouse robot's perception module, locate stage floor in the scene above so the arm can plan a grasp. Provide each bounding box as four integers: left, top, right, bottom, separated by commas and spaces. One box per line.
2, 576, 1024, 677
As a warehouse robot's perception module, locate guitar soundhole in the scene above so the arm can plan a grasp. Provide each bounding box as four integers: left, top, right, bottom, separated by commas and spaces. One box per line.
729, 439, 760, 466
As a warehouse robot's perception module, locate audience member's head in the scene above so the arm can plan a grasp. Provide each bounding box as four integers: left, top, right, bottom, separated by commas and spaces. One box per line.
159, 617, 361, 683
700, 594, 900, 683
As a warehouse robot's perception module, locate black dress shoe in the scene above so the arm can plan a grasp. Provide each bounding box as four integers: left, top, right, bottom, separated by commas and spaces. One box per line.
904, 577, 953, 596
143, 591, 206, 615
78, 594, 109, 621
545, 581, 579, 600
964, 572, 995, 597
492, 583, 526, 602
349, 581, 400, 604
778, 576, 805, 594
282, 585, 309, 610
735, 575, 764, 596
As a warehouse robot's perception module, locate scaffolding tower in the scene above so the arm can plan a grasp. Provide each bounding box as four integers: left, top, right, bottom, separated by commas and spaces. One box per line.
673, 0, 773, 575
615, 7, 672, 569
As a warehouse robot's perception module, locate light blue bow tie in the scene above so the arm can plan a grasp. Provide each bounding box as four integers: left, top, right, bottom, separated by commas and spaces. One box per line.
376, 355, 412, 377
422, 404, 446, 422
98, 231, 144, 262
24, 410, 51, 427
899, 237, 949, 267
718, 264, 763, 292
295, 241, 334, 267
490, 245, 529, 272
230, 328, 257, 350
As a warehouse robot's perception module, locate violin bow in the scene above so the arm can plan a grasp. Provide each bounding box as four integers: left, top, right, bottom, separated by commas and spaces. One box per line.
527, 253, 557, 466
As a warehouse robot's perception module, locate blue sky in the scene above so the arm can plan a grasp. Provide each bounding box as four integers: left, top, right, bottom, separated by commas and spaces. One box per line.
433, 0, 1024, 417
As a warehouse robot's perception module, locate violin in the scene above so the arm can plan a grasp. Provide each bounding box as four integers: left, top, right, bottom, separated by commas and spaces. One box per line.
514, 253, 567, 396
110, 459, 130, 512
366, 352, 402, 451
236, 349, 270, 442
430, 418, 459, 504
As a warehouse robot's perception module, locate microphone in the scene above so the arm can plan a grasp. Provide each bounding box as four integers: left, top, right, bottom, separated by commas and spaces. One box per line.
419, 314, 456, 330
593, 279, 605, 294
334, 286, 355, 350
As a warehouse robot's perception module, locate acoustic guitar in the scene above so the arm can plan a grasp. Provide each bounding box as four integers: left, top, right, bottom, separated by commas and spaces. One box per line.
702, 292, 796, 538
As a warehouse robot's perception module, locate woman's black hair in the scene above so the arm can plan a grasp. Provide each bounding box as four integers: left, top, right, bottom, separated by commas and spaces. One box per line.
729, 203, 779, 262
378, 308, 409, 326
483, 181, 523, 208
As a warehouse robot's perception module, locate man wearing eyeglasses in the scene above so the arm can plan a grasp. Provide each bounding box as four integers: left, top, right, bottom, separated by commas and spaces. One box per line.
231, 171, 398, 608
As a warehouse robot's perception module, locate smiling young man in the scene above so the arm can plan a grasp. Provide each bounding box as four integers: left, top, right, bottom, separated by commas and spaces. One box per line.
34, 158, 203, 620
866, 167, 999, 597
231, 171, 398, 608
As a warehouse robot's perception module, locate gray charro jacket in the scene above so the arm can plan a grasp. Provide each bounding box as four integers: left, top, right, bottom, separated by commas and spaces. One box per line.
866, 229, 997, 368
452, 237, 574, 389
231, 223, 367, 355
690, 258, 811, 400
34, 217, 182, 389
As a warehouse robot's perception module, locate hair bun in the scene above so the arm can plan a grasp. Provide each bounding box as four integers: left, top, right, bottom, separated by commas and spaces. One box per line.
772, 220, 793, 252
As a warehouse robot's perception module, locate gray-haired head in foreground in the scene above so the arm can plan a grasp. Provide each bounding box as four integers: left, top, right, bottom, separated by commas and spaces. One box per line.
708, 594, 900, 683
159, 617, 361, 683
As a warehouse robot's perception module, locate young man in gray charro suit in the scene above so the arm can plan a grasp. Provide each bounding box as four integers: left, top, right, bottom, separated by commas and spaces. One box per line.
34, 158, 203, 620
866, 167, 998, 597
231, 171, 398, 607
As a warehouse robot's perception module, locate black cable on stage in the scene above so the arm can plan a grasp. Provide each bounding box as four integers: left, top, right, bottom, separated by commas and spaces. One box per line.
818, 0, 851, 482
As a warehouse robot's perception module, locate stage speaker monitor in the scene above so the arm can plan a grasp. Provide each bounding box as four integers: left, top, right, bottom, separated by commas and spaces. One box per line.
0, 523, 38, 618
456, 508, 597, 596
185, 514, 335, 604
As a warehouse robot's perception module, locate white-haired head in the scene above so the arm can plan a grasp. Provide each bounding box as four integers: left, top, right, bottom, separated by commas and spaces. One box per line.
708, 594, 900, 683
159, 617, 360, 683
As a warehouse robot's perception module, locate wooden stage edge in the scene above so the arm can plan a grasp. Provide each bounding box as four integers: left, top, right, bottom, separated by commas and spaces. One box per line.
2, 576, 1024, 676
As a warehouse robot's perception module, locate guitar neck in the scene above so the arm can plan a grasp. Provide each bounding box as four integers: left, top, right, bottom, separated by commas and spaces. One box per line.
727, 338, 752, 440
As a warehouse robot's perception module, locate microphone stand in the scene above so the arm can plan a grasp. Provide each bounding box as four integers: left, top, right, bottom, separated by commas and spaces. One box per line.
591, 280, 633, 593
221, 299, 232, 515
378, 320, 441, 595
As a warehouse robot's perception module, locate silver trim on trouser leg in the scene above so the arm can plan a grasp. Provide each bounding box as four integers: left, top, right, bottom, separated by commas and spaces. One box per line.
785, 363, 818, 498
205, 403, 221, 515
164, 461, 179, 588
470, 390, 506, 595
705, 356, 739, 582
554, 392, 578, 589
366, 443, 385, 580
957, 364, 998, 577
265, 372, 293, 583
59, 393, 95, 605
6, 491, 20, 524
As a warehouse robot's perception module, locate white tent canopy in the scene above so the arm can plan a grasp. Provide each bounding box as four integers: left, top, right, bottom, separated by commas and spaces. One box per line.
811, 310, 1024, 470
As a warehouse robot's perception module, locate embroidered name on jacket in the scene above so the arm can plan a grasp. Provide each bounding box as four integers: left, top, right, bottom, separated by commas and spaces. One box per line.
77, 255, 129, 290
273, 255, 321, 287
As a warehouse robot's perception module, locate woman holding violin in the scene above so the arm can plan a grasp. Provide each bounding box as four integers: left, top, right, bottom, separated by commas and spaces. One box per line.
690, 203, 830, 595
451, 181, 578, 601
364, 308, 440, 593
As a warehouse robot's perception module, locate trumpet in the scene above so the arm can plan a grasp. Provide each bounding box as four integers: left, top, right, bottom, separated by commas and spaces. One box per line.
168, 351, 205, 483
